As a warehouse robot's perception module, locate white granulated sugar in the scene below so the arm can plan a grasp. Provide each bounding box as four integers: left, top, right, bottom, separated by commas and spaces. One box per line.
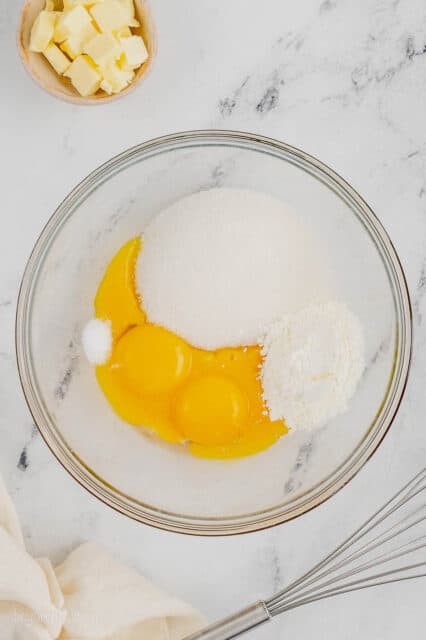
82, 318, 112, 365
260, 302, 365, 431
137, 188, 331, 350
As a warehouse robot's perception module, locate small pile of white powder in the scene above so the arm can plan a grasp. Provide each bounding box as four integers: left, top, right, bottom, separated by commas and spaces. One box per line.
81, 318, 112, 365
260, 302, 365, 431
137, 188, 331, 350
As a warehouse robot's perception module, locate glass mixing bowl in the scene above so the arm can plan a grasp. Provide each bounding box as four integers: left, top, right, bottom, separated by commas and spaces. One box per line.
16, 131, 412, 535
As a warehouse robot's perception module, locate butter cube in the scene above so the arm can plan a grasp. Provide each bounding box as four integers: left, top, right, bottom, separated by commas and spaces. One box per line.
117, 52, 131, 72
117, 0, 139, 27
115, 25, 132, 38
60, 21, 98, 58
90, 1, 128, 33
99, 78, 114, 94
63, 0, 103, 7
29, 11, 57, 52
54, 6, 92, 43
100, 61, 134, 93
117, 0, 133, 19
43, 42, 71, 73
83, 32, 121, 67
64, 54, 101, 96
119, 35, 148, 68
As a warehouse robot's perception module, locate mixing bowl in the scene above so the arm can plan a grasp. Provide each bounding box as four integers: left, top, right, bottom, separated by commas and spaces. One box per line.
16, 130, 412, 535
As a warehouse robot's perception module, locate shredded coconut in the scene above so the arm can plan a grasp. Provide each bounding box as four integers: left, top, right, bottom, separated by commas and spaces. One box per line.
260, 302, 364, 431
82, 318, 112, 365
137, 188, 331, 350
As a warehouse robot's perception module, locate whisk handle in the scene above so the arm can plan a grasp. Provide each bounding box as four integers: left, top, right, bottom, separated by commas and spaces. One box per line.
184, 601, 271, 640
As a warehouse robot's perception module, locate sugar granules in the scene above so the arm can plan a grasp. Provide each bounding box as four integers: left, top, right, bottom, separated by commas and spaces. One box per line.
137, 188, 332, 350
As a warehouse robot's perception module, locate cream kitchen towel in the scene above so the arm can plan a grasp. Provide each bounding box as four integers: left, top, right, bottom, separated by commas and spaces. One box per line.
0, 474, 205, 639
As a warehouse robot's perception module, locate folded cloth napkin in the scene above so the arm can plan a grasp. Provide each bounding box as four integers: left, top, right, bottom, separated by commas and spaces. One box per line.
0, 475, 205, 639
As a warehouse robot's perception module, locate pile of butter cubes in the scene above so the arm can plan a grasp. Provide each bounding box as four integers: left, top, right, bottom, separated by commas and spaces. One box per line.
29, 0, 149, 97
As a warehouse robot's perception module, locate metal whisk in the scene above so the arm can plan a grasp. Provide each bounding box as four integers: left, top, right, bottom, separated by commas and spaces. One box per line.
186, 469, 426, 640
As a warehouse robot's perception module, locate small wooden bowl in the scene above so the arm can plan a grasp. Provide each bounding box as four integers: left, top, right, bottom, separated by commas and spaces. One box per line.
18, 0, 157, 104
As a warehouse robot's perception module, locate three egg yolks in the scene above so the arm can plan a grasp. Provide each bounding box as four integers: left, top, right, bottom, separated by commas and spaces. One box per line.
94, 238, 287, 458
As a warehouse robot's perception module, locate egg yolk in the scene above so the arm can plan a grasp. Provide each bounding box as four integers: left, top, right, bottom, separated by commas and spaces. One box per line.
115, 325, 192, 395
95, 237, 145, 339
175, 375, 249, 446
94, 238, 288, 459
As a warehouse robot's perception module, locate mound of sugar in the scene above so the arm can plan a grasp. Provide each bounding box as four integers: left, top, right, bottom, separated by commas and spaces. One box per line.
137, 188, 332, 350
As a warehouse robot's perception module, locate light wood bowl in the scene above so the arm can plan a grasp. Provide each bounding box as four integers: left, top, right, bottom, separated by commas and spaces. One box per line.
18, 0, 157, 104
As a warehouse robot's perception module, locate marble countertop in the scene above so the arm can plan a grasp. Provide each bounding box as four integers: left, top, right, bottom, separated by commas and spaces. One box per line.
2, 0, 426, 637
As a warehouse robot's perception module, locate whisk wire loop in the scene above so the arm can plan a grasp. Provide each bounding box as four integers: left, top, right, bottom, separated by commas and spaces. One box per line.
266, 469, 426, 616
183, 470, 426, 640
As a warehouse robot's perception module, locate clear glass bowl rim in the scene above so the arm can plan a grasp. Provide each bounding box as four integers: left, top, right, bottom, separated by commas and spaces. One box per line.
15, 130, 413, 536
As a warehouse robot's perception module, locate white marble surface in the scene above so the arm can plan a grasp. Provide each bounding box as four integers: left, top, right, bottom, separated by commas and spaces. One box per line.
1, 0, 426, 637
